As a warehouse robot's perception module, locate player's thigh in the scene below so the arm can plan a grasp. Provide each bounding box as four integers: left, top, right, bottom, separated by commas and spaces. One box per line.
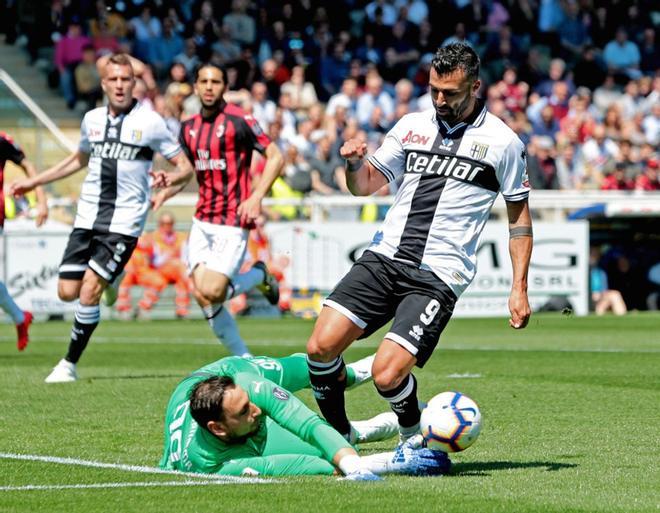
316, 251, 398, 351
388, 291, 456, 368
187, 219, 248, 278
88, 231, 138, 284
307, 306, 366, 360
59, 228, 94, 284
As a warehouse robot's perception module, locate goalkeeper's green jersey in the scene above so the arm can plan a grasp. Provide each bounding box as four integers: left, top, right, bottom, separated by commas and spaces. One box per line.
159, 355, 351, 476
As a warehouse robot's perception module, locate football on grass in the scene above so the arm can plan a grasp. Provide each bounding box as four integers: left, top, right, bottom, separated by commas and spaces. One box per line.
421, 391, 482, 452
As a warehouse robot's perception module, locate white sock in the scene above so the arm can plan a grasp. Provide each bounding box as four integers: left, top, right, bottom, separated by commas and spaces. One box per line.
205, 304, 251, 357
226, 268, 264, 299
0, 281, 24, 324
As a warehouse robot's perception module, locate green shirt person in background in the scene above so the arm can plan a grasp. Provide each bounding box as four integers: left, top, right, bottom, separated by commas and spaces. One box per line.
160, 353, 450, 479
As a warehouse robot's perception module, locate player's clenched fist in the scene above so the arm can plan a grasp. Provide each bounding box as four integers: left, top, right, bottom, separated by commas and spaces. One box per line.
340, 139, 368, 161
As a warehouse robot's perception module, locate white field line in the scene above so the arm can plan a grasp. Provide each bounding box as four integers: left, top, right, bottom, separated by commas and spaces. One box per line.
0, 452, 272, 485
1, 335, 657, 353
0, 481, 233, 491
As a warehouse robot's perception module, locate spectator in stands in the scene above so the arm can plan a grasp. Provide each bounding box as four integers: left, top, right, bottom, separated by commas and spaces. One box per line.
281, 66, 319, 116
580, 124, 620, 182
309, 136, 345, 195
356, 72, 394, 128
553, 141, 579, 189
174, 39, 200, 76
223, 0, 256, 47
151, 212, 191, 319
601, 162, 634, 190
557, 0, 590, 63
251, 82, 277, 133
212, 25, 242, 66
531, 104, 561, 141
590, 247, 627, 316
527, 136, 560, 190
55, 18, 91, 109
639, 28, 659, 76
149, 17, 184, 80
326, 78, 359, 118
74, 45, 102, 111
603, 27, 642, 82
91, 18, 120, 57
129, 5, 162, 62
635, 159, 660, 191
572, 45, 607, 92
641, 103, 660, 146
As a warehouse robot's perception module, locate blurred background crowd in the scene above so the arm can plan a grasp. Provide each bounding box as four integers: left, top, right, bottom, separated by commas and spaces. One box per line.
2, 0, 658, 205
1, 0, 659, 316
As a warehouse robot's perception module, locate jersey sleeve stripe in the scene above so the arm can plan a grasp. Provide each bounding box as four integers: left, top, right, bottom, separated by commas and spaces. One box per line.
502, 191, 530, 202
161, 145, 182, 159
368, 156, 395, 182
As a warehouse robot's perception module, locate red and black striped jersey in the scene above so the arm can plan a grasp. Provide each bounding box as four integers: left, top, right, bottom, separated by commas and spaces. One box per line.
0, 132, 26, 228
180, 102, 271, 228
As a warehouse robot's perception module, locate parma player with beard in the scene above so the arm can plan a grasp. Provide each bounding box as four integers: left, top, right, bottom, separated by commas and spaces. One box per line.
305, 43, 533, 444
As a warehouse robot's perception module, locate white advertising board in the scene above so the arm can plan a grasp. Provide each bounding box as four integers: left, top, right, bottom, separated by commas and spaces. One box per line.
266, 221, 589, 317
1, 219, 75, 316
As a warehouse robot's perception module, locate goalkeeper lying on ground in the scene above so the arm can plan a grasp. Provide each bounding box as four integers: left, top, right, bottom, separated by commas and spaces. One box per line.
160, 353, 449, 479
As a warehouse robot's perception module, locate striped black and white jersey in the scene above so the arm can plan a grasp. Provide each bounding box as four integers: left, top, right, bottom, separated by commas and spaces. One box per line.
367, 100, 530, 298
77, 100, 181, 237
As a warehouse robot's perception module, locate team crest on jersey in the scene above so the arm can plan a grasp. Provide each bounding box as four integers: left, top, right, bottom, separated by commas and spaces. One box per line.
272, 387, 289, 401
216, 124, 225, 138
469, 142, 489, 160
131, 130, 142, 143
189, 129, 197, 139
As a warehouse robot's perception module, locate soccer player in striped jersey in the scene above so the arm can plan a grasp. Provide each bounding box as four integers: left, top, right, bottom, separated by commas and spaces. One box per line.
11, 54, 194, 382
153, 63, 284, 357
0, 132, 48, 351
306, 43, 533, 444
160, 353, 450, 478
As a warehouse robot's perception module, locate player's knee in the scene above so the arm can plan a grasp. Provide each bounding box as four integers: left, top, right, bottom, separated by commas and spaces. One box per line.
199, 282, 226, 303
306, 333, 339, 362
57, 283, 78, 302
372, 365, 407, 392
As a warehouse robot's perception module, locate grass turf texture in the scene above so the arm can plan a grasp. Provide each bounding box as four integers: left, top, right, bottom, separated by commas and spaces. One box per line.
1, 313, 658, 513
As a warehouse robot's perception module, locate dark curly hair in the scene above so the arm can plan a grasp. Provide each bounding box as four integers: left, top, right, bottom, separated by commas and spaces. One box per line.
189, 375, 235, 430
432, 43, 480, 82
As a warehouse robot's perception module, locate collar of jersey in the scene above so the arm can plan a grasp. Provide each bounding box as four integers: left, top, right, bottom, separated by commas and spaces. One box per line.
434, 98, 487, 134
106, 99, 139, 122
200, 101, 228, 121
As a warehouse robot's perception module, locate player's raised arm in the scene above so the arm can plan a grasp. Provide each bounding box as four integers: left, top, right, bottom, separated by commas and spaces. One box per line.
14, 156, 48, 226
506, 199, 532, 329
10, 150, 89, 196
340, 138, 389, 196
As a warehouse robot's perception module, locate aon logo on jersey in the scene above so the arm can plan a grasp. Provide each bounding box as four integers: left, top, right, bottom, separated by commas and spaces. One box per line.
406, 151, 485, 182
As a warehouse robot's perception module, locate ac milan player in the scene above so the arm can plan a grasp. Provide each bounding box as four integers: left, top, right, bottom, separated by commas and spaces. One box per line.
154, 63, 284, 356
0, 132, 48, 351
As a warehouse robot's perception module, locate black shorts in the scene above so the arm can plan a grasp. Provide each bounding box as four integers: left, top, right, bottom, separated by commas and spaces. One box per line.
59, 228, 138, 283
325, 251, 457, 367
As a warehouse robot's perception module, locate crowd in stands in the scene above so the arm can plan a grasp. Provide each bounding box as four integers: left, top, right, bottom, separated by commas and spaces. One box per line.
2, 0, 659, 206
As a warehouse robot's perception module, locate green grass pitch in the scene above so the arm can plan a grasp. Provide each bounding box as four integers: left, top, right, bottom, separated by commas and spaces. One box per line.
1, 313, 659, 513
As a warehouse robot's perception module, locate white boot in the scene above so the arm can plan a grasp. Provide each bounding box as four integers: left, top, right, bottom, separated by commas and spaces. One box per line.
44, 359, 78, 383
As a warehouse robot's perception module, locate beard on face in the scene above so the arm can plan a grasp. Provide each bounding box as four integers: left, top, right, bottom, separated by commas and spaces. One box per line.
433, 94, 472, 125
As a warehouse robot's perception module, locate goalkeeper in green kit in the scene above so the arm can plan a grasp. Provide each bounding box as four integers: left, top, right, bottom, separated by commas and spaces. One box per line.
160, 353, 450, 480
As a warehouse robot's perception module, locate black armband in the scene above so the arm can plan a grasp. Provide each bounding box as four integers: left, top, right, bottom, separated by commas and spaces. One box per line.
509, 226, 533, 239
345, 159, 363, 173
